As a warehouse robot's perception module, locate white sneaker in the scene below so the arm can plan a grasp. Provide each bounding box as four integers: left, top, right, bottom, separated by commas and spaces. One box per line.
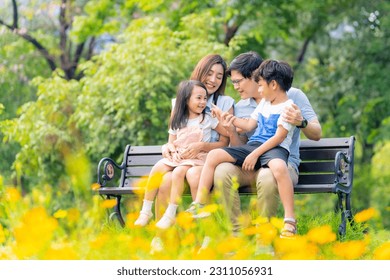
155, 214, 175, 229
134, 211, 153, 226
150, 236, 164, 254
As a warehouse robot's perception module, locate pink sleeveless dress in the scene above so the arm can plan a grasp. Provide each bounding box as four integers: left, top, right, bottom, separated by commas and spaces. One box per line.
161, 125, 207, 167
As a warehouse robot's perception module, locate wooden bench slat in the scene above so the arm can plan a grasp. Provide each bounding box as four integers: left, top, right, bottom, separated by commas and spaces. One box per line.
297, 174, 336, 184
127, 155, 163, 165
298, 161, 335, 173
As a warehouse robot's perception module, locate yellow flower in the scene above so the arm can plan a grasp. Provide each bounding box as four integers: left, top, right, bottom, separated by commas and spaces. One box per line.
66, 208, 80, 224
53, 209, 67, 219
5, 187, 21, 202
252, 216, 269, 225
243, 226, 260, 236
181, 233, 196, 247
91, 183, 100, 190
274, 236, 317, 259
44, 244, 78, 260
100, 199, 117, 208
12, 207, 58, 258
216, 237, 243, 254
176, 212, 195, 230
0, 224, 5, 244
257, 223, 278, 245
194, 247, 217, 260
354, 208, 379, 223
307, 225, 336, 245
332, 240, 366, 259
373, 242, 390, 260
201, 204, 218, 214
270, 217, 284, 230
89, 233, 109, 249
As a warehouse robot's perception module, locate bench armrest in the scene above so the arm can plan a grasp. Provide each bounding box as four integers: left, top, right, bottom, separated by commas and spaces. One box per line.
97, 157, 126, 187
334, 150, 354, 193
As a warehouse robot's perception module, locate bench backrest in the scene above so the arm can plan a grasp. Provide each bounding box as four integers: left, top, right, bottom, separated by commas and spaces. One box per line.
117, 136, 355, 195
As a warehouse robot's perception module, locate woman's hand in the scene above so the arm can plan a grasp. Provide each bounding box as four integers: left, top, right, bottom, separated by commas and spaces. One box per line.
180, 142, 204, 159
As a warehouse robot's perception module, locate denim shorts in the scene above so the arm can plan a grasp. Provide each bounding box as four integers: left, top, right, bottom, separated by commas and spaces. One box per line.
222, 141, 289, 170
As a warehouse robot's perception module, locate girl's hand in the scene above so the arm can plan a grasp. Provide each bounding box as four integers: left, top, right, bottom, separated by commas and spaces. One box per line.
162, 143, 176, 160
211, 103, 223, 119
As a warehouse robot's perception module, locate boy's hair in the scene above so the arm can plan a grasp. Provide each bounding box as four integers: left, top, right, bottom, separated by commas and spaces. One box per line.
190, 54, 227, 105
227, 51, 263, 79
253, 59, 294, 92
170, 80, 207, 130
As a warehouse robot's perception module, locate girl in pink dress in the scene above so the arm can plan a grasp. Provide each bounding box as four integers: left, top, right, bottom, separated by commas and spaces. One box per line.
134, 80, 219, 227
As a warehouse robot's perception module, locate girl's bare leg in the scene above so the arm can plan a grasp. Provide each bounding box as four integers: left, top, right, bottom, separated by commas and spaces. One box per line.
155, 172, 173, 219
156, 165, 191, 229
134, 161, 173, 226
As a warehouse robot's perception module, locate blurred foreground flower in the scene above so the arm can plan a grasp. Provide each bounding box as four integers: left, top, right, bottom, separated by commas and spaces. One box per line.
332, 240, 366, 259
307, 225, 336, 245
12, 207, 58, 258
176, 212, 195, 230
354, 207, 379, 223
373, 241, 390, 260
274, 236, 318, 259
5, 187, 21, 203
101, 199, 117, 208
133, 173, 164, 196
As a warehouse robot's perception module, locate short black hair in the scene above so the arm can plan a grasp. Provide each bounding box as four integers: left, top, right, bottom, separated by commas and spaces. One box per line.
253, 59, 294, 92
227, 51, 263, 79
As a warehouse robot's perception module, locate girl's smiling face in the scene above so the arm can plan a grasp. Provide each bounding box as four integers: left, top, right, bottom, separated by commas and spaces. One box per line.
187, 85, 208, 118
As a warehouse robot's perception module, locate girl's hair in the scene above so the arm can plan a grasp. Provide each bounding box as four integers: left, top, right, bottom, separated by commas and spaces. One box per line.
190, 54, 227, 105
170, 80, 208, 130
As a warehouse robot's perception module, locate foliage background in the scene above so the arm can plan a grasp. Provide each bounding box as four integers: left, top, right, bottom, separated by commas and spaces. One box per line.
0, 0, 389, 259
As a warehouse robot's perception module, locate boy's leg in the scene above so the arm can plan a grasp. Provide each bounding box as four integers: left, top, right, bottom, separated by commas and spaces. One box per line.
195, 149, 235, 204
267, 159, 295, 219
186, 166, 202, 200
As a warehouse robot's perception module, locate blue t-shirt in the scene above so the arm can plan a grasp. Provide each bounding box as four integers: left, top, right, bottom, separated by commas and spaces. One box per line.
234, 87, 318, 173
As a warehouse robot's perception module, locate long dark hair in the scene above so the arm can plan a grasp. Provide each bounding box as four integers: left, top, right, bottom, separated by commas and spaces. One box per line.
190, 54, 227, 105
170, 80, 208, 130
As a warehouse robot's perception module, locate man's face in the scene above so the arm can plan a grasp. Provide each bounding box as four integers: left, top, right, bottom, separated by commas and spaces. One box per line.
230, 70, 260, 100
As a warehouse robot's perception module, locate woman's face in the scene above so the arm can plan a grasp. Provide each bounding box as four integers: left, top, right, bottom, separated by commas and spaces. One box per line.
203, 63, 224, 96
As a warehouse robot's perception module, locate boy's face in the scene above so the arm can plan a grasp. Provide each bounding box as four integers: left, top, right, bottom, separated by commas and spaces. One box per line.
257, 77, 274, 102
230, 70, 259, 100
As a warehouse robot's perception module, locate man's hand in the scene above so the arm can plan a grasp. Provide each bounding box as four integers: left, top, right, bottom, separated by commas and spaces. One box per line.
282, 103, 303, 126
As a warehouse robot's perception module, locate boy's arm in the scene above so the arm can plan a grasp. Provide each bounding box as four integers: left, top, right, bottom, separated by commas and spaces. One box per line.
242, 126, 288, 171
232, 116, 258, 132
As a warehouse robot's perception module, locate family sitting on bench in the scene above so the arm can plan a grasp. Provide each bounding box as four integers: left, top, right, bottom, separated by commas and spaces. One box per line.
134, 51, 322, 239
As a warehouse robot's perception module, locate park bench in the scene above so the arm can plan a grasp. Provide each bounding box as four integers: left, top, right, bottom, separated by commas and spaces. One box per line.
96, 136, 355, 236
